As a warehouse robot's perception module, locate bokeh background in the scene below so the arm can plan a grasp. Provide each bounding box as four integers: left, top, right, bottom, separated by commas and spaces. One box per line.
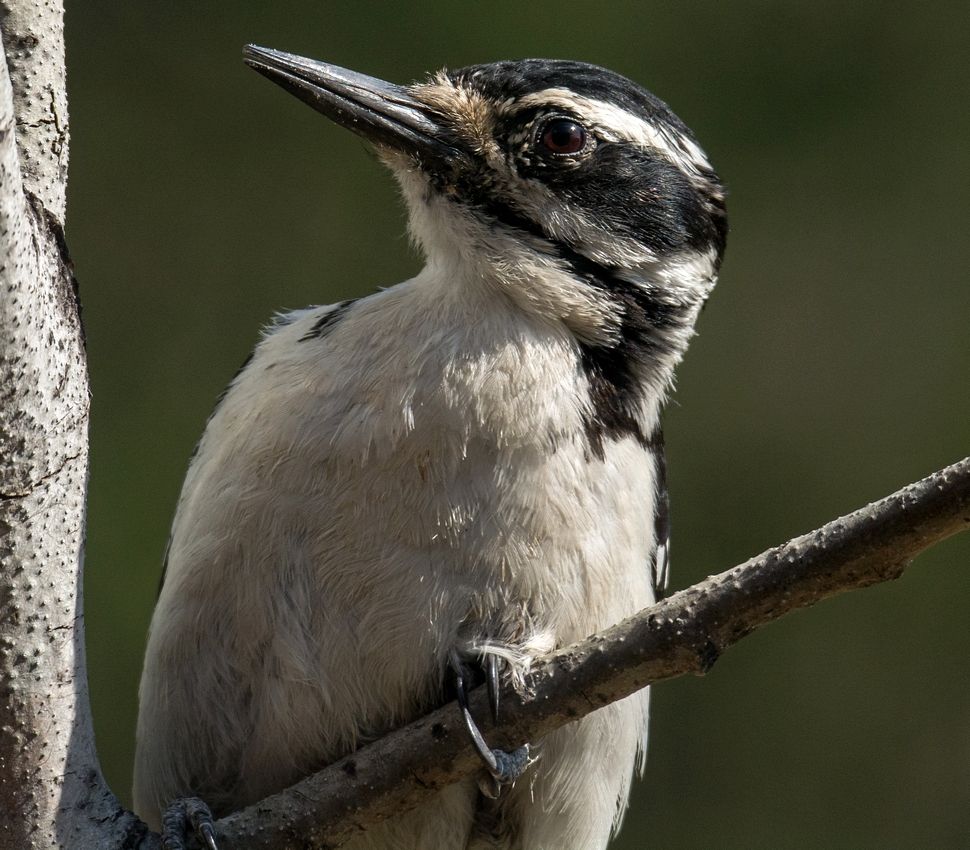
68, 2, 969, 847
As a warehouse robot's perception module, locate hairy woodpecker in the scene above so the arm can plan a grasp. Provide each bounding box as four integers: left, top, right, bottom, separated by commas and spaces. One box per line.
133, 47, 727, 850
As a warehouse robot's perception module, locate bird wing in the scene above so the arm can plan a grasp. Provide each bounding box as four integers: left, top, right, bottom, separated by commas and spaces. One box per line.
651, 429, 671, 597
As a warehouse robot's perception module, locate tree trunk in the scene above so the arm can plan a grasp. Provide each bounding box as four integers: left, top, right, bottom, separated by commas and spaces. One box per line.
0, 2, 142, 846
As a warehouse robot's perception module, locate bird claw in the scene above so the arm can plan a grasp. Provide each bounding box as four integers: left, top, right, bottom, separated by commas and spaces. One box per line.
161, 797, 219, 850
450, 649, 531, 798
475, 743, 532, 799
486, 651, 501, 724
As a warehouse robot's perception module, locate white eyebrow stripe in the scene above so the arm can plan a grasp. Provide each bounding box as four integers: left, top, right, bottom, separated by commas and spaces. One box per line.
514, 89, 713, 181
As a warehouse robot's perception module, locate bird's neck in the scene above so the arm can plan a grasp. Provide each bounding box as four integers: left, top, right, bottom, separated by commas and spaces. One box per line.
414, 245, 710, 457
400, 180, 715, 450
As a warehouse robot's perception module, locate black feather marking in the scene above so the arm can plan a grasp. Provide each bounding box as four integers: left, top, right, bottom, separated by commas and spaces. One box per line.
575, 285, 681, 459
473, 198, 691, 456
300, 299, 356, 342
525, 141, 724, 259
651, 428, 671, 597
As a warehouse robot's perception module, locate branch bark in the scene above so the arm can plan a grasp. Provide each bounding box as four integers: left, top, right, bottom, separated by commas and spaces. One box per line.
0, 4, 967, 849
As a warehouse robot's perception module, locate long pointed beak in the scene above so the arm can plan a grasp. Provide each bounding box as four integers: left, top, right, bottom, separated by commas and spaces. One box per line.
243, 45, 469, 171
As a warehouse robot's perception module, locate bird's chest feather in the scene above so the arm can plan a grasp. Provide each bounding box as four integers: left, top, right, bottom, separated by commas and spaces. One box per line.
282, 311, 658, 649
184, 296, 658, 710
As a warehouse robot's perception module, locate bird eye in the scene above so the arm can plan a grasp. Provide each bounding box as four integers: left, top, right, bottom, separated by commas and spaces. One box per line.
538, 118, 588, 155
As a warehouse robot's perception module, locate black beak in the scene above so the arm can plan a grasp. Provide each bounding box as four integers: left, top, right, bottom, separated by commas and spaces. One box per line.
243, 45, 469, 172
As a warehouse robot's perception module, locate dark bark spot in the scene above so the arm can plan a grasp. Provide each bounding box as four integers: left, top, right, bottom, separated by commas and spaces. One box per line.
698, 640, 720, 673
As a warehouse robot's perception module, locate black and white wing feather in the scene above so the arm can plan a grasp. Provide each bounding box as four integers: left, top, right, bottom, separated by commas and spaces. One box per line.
651, 430, 671, 597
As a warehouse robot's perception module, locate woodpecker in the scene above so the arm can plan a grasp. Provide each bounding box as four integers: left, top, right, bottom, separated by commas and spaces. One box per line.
133, 47, 727, 850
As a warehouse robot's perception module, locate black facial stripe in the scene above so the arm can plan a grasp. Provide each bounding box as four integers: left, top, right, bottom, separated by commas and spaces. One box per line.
300, 299, 357, 342
477, 197, 683, 326
520, 141, 724, 257
445, 58, 728, 261
470, 196, 692, 458
477, 124, 725, 260
482, 198, 674, 295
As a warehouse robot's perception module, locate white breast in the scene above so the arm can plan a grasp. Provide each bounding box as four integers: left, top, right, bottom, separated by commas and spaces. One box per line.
134, 265, 659, 826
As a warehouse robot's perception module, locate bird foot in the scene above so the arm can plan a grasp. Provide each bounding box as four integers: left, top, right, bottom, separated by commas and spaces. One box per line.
161, 797, 219, 850
450, 649, 533, 799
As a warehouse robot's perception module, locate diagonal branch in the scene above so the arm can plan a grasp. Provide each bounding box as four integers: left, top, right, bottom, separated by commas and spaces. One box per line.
208, 455, 970, 850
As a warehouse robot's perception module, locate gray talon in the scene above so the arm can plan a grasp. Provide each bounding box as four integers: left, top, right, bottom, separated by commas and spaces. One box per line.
486, 652, 501, 724
450, 650, 530, 797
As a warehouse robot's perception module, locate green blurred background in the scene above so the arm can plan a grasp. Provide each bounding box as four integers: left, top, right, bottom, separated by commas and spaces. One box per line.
67, 2, 969, 847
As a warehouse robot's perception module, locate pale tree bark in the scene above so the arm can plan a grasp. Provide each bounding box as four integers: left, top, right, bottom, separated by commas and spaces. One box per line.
0, 1, 152, 847
0, 1, 138, 848
0, 3, 967, 849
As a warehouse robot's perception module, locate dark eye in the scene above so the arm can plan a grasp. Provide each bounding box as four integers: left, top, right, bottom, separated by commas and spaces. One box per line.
538, 118, 588, 155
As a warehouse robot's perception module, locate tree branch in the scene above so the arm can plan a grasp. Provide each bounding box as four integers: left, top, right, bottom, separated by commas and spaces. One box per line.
210, 455, 970, 850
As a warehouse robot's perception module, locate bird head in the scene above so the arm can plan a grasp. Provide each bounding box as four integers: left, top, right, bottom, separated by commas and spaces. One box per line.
244, 47, 726, 356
